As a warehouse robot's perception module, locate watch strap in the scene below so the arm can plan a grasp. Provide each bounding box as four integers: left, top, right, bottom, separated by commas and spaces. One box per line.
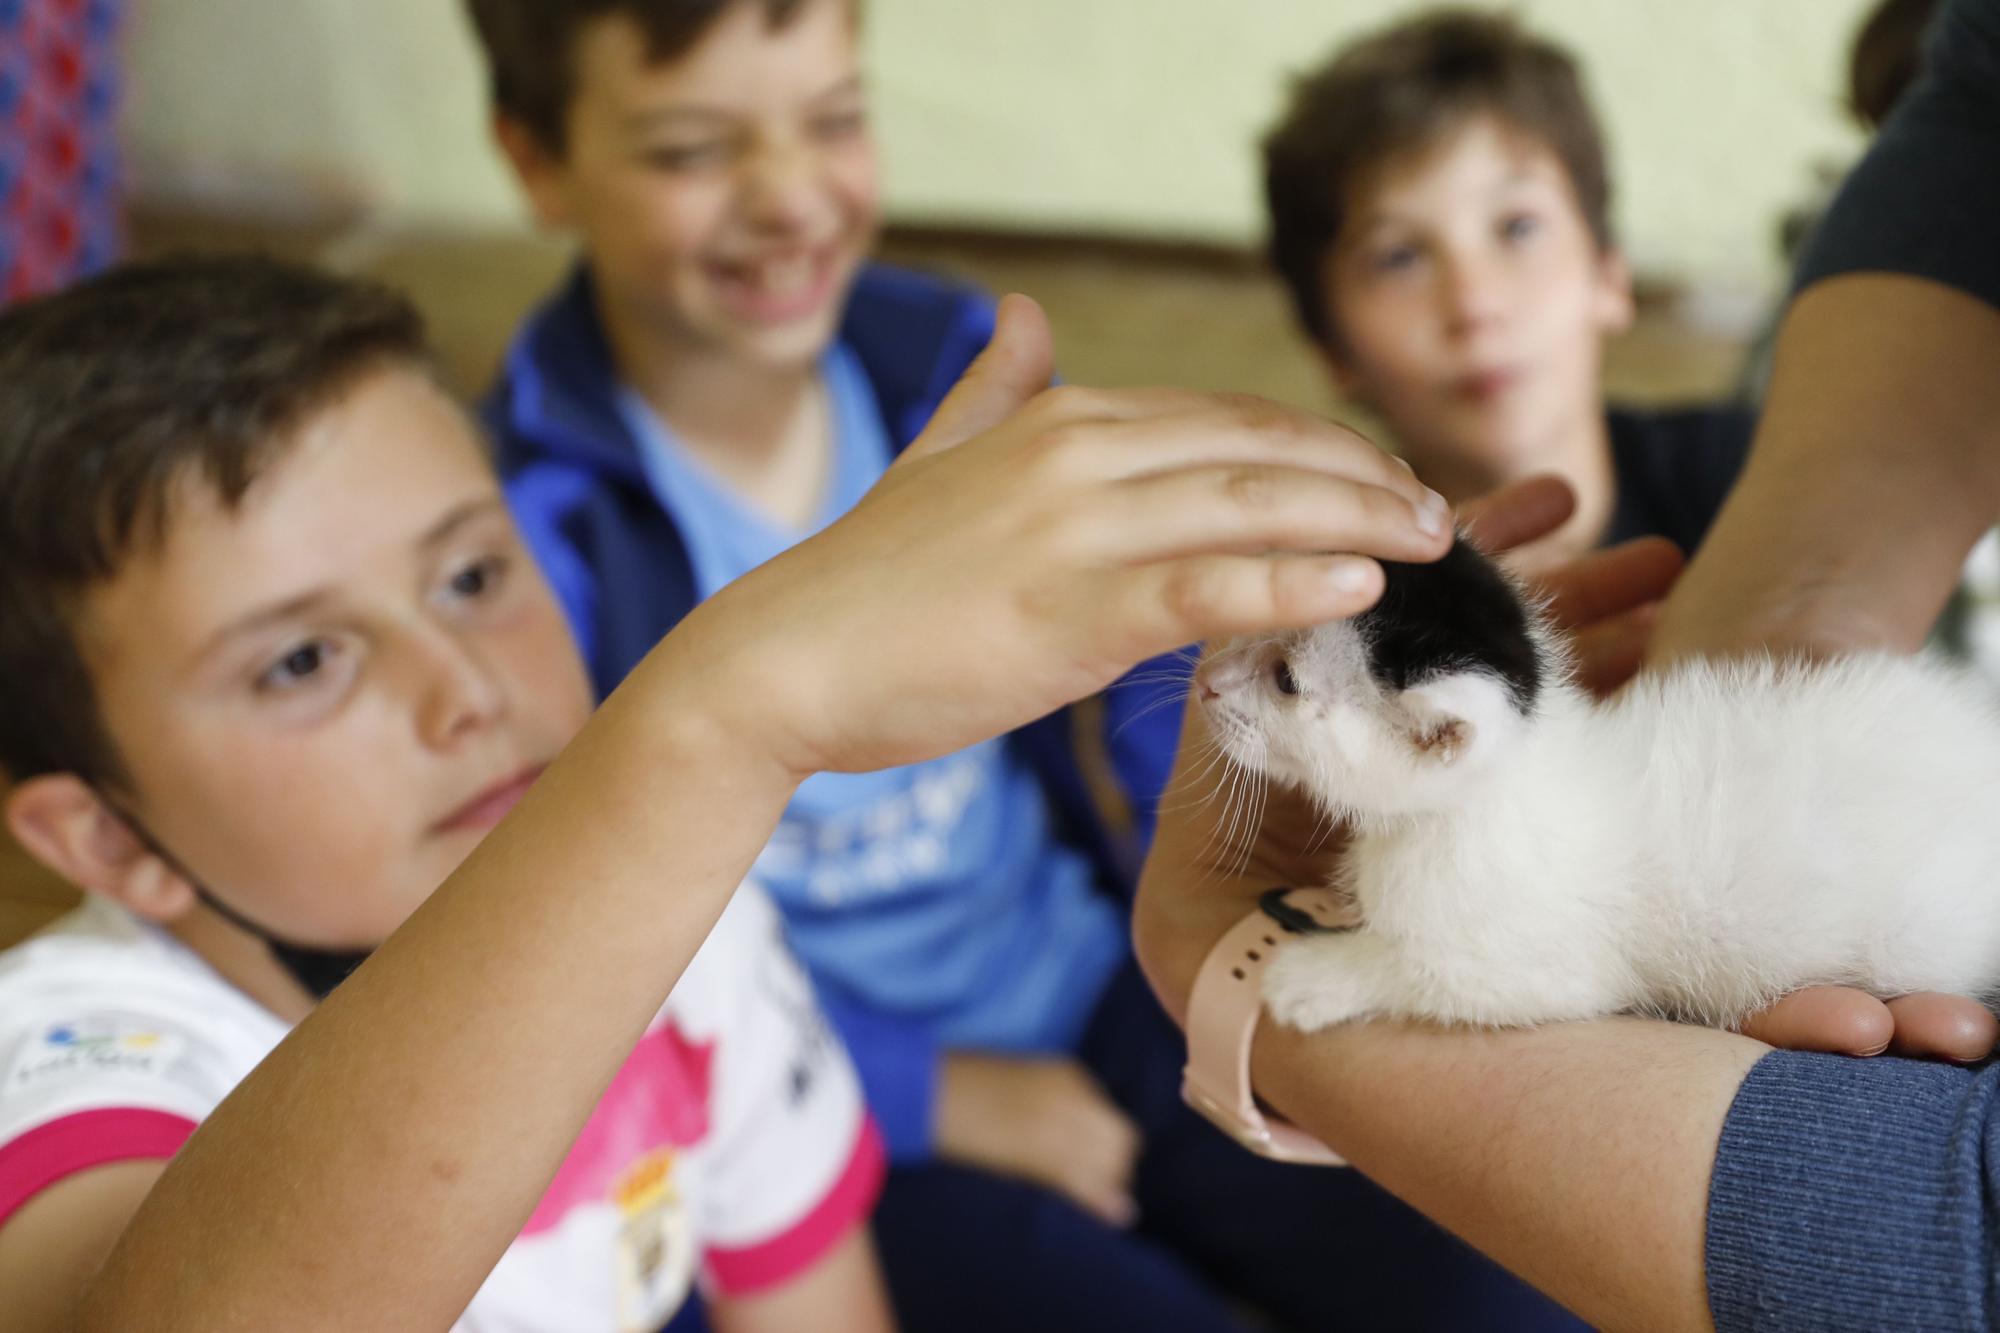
1181, 887, 1347, 1165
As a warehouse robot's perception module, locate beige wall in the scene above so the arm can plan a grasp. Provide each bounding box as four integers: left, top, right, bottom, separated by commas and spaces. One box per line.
126, 0, 1878, 294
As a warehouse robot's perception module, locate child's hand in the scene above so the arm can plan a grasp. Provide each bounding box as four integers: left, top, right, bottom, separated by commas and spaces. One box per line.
658, 295, 1454, 781
933, 1052, 1142, 1229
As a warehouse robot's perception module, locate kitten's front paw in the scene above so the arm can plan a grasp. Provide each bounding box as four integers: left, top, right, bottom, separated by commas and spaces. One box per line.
1263, 938, 1370, 1033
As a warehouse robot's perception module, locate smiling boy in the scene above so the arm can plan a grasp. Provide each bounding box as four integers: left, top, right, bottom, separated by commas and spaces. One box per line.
1264, 9, 1755, 568
468, 4, 1591, 1326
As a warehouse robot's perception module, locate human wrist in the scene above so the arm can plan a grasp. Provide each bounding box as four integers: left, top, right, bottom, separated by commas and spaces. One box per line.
1131, 873, 1256, 1029
612, 630, 806, 811
624, 591, 832, 789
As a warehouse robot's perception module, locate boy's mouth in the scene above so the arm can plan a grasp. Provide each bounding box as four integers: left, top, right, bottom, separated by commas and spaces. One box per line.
1453, 366, 1523, 403
708, 244, 845, 326
433, 764, 547, 834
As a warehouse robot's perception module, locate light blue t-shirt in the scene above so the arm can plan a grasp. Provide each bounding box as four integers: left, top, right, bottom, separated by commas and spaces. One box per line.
618, 346, 1125, 1056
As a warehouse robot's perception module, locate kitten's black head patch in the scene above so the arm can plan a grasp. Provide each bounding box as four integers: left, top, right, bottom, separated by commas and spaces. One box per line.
1356, 539, 1543, 713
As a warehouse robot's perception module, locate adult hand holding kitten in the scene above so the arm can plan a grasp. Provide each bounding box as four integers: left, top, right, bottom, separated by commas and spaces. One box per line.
1137, 474, 1999, 1060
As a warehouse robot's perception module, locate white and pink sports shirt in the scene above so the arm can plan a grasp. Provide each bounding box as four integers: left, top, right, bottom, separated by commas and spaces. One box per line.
0, 887, 883, 1331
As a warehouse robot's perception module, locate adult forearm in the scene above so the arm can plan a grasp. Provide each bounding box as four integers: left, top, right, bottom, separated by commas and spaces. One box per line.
1253, 1016, 1767, 1332
81, 633, 797, 1331
1651, 274, 2000, 663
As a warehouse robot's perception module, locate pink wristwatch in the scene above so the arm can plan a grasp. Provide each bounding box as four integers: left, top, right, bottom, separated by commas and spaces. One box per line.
1181, 888, 1347, 1166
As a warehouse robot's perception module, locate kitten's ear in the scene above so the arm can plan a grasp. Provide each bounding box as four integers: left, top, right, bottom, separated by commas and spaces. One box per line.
1398, 672, 1516, 766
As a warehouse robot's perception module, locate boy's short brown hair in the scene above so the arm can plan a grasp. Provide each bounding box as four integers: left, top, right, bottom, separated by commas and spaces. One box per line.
1262, 9, 1614, 346
463, 0, 815, 152
0, 255, 430, 790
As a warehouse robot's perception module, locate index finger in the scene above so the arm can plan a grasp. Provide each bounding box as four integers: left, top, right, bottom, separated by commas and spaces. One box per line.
1046, 397, 1446, 519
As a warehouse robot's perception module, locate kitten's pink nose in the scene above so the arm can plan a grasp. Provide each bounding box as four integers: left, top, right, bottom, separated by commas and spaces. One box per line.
1193, 656, 1245, 701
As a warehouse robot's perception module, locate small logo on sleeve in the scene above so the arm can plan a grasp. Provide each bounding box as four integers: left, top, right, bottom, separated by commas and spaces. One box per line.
8, 1020, 185, 1090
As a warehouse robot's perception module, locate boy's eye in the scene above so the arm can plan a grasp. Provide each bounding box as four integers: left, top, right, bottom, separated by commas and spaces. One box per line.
1498, 212, 1542, 244
645, 142, 730, 172
258, 640, 336, 692
1273, 659, 1301, 697
1369, 244, 1420, 274
445, 555, 508, 602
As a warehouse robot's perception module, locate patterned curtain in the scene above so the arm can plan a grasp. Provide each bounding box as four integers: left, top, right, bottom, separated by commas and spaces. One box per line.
0, 0, 123, 303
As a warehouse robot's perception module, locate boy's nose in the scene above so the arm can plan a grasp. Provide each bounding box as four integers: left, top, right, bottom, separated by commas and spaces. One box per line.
414, 632, 509, 749
740, 139, 828, 229
1439, 256, 1506, 337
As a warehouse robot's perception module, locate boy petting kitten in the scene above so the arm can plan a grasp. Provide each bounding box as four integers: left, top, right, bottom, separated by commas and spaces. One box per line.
1264, 9, 1753, 567
0, 254, 1451, 1329
469, 1, 1582, 1326
0, 258, 888, 1333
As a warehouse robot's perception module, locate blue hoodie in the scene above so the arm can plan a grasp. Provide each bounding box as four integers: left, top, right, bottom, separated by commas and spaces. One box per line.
486, 263, 1185, 1158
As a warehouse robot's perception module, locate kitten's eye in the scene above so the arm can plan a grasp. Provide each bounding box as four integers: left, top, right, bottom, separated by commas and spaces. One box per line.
1273, 659, 1300, 697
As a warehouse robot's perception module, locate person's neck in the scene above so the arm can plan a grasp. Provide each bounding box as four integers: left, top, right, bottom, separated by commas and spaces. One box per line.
168, 908, 317, 1025
598, 292, 832, 530
1419, 409, 1617, 568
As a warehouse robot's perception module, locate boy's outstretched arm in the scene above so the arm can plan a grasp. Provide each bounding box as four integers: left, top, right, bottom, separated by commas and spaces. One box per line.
72, 298, 1452, 1331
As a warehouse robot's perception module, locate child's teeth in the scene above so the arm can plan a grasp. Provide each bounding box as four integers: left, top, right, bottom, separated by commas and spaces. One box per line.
753, 258, 812, 296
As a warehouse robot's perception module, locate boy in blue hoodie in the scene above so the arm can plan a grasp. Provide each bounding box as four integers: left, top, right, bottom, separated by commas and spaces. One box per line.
471, 2, 1581, 1326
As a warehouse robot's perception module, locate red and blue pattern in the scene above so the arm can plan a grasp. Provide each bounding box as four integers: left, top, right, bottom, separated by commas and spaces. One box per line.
0, 0, 123, 304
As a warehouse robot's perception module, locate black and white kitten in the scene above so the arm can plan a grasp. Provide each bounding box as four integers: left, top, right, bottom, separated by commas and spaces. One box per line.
1195, 537, 2000, 1033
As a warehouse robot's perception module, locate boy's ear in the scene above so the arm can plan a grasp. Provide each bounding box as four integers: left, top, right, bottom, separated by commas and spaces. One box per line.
4, 776, 198, 924
1592, 246, 1636, 336
493, 115, 575, 230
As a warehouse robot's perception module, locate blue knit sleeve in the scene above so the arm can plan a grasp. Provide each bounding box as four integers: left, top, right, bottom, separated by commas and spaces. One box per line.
1705, 1049, 2000, 1330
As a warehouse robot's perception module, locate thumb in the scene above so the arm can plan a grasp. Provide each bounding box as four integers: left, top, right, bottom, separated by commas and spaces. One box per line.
901, 292, 1055, 460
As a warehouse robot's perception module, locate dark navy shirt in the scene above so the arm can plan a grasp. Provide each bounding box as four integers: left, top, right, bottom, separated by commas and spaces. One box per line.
1604, 404, 1755, 554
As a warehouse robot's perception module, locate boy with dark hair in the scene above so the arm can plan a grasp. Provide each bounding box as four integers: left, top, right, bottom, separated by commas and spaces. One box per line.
0, 253, 1453, 1329
1264, 8, 1753, 568
0, 254, 890, 1332
467, 0, 1582, 1326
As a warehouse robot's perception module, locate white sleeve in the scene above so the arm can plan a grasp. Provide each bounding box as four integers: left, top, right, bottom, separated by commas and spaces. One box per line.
676, 886, 883, 1299
0, 986, 265, 1227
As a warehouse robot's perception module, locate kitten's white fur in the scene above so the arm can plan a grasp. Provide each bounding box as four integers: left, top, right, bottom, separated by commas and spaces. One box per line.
1198, 617, 2000, 1033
